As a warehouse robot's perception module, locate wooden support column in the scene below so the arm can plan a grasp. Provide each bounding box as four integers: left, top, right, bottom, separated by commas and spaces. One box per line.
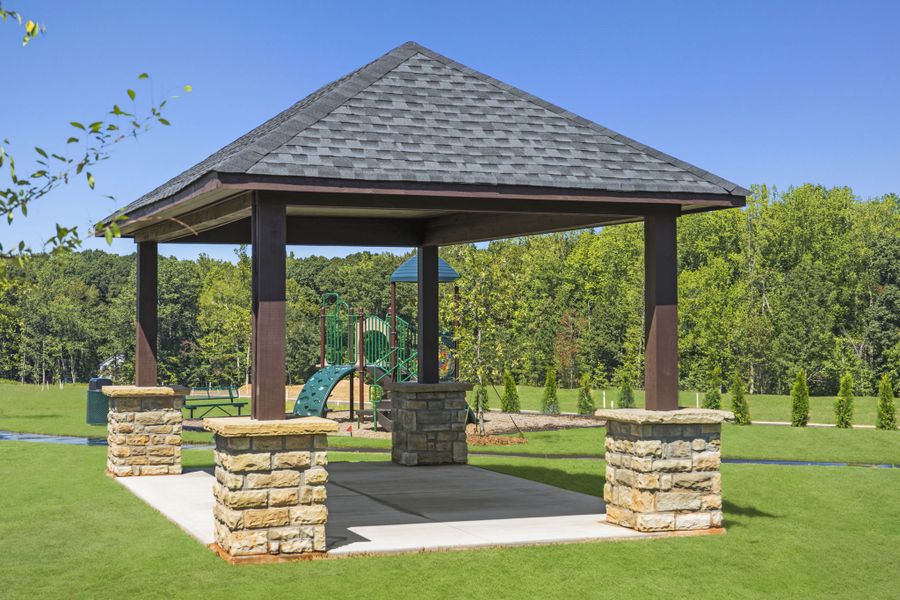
644, 212, 679, 411
251, 197, 287, 420
417, 246, 439, 384
135, 241, 158, 386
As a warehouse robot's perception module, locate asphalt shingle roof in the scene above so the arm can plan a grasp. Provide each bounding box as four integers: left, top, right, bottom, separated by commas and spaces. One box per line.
108, 41, 746, 223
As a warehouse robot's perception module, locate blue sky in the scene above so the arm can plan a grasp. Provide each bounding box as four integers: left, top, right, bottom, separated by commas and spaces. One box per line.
2, 0, 898, 261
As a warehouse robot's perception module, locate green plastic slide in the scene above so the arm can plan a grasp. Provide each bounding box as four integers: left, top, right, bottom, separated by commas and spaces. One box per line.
292, 364, 357, 417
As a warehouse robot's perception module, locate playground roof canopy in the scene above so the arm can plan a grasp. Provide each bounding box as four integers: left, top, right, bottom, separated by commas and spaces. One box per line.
97, 41, 746, 247
390, 255, 459, 283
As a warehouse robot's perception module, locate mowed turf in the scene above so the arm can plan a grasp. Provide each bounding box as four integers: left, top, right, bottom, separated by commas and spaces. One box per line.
470, 384, 881, 425
1, 383, 898, 463
0, 442, 898, 600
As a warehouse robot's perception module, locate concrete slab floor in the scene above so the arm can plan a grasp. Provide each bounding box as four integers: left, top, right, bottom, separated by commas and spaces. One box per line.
116, 461, 651, 556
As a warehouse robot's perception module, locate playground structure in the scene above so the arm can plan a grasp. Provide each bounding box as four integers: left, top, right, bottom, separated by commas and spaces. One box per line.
292, 255, 461, 430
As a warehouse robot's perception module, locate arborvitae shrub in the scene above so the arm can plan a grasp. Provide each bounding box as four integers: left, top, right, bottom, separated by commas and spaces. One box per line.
577, 373, 595, 415
618, 373, 635, 408
876, 373, 897, 430
790, 368, 810, 427
730, 369, 751, 425
834, 372, 854, 428
501, 368, 520, 413
541, 370, 560, 415
703, 366, 722, 409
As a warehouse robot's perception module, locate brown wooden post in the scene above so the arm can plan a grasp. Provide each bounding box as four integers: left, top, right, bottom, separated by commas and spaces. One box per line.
357, 307, 365, 415
349, 370, 355, 419
135, 241, 158, 386
251, 196, 287, 420
319, 306, 326, 368
417, 245, 439, 383
644, 212, 679, 411
390, 281, 397, 376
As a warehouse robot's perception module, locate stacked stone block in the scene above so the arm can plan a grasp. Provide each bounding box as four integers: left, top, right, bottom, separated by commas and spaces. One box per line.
104, 386, 188, 477
597, 409, 728, 533
386, 382, 473, 466
205, 417, 338, 561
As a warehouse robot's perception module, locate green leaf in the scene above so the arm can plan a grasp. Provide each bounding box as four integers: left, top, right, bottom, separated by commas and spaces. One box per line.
127, 89, 136, 101
34, 146, 48, 158
70, 121, 86, 130
184, 84, 193, 92
104, 227, 113, 244
138, 72, 149, 80
158, 117, 171, 126
86, 172, 95, 189
66, 137, 79, 144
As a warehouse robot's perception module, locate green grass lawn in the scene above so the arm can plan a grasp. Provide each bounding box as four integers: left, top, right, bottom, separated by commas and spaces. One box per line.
466, 424, 900, 465
473, 384, 880, 425
1, 383, 897, 463
1, 441, 897, 599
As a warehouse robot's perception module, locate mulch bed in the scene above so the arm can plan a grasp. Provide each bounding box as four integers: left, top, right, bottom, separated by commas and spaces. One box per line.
466, 433, 528, 446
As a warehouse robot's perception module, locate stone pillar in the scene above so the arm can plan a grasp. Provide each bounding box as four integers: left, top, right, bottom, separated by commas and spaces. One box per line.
204, 416, 338, 563
104, 385, 188, 477
386, 382, 472, 466
596, 409, 729, 533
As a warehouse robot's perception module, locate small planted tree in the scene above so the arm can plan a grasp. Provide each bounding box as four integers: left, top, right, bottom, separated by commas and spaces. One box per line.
500, 368, 520, 413
790, 368, 810, 427
834, 372, 854, 429
473, 370, 489, 435
703, 366, 722, 410
876, 373, 896, 430
731, 369, 750, 425
618, 372, 635, 408
541, 369, 560, 415
577, 373, 595, 415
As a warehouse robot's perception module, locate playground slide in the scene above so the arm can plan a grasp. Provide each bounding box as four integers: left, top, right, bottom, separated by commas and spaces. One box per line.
291, 365, 358, 417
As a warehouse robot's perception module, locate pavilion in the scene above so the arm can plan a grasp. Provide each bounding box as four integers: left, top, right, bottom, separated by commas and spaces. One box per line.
97, 41, 746, 418
98, 41, 743, 557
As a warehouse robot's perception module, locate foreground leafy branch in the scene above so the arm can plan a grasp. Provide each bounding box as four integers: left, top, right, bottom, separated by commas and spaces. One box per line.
0, 3, 191, 261
0, 76, 191, 259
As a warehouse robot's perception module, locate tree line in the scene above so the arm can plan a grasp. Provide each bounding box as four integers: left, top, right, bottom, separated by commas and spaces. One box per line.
0, 184, 897, 396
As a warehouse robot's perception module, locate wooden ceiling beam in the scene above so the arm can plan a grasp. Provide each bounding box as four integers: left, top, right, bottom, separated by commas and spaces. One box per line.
421, 213, 630, 246
133, 192, 252, 242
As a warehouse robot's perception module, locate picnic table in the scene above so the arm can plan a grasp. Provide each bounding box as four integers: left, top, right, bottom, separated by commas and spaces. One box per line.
183, 386, 247, 418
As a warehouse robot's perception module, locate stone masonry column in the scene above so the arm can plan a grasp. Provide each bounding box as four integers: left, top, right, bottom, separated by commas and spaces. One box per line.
104, 385, 189, 477
204, 416, 338, 563
596, 409, 729, 533
385, 382, 472, 466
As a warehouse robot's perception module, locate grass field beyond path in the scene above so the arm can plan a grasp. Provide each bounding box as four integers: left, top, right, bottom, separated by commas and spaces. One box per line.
1, 383, 898, 464
0, 443, 897, 600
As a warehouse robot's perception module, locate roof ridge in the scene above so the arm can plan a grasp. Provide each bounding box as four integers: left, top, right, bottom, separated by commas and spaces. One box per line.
113, 43, 423, 217
231, 43, 423, 174
409, 44, 748, 196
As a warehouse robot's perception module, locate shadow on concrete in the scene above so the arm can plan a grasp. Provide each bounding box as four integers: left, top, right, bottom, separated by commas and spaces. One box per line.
470, 463, 604, 498
326, 462, 605, 550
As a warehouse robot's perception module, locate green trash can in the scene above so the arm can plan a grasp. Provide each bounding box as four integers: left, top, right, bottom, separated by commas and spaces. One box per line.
86, 377, 112, 425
